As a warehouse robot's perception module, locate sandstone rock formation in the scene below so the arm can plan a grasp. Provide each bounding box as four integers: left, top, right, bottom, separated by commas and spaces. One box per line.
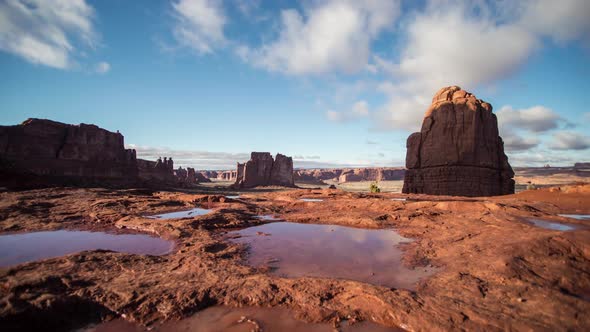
338, 168, 405, 183
234, 152, 295, 188
402, 86, 514, 196
0, 118, 138, 186
294, 168, 405, 183
217, 170, 237, 181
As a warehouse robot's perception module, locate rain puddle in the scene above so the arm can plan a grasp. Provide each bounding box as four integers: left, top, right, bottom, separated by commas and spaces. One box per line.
390, 198, 406, 201
226, 195, 241, 199
255, 214, 282, 221
0, 230, 174, 267
228, 222, 436, 289
525, 218, 580, 231
300, 198, 324, 202
559, 214, 590, 220
145, 207, 212, 219
85, 306, 402, 332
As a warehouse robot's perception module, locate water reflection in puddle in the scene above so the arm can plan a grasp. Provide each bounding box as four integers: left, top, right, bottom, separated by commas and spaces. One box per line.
255, 214, 282, 221
0, 230, 174, 267
300, 198, 324, 202
146, 207, 212, 219
85, 306, 402, 332
526, 218, 579, 231
559, 214, 590, 220
226, 195, 241, 199
228, 222, 435, 289
390, 198, 406, 201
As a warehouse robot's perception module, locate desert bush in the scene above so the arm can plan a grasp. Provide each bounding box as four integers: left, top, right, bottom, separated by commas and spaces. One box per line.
370, 182, 381, 193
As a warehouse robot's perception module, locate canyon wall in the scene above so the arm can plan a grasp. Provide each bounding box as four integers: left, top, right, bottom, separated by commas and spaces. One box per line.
0, 118, 138, 186
294, 168, 405, 183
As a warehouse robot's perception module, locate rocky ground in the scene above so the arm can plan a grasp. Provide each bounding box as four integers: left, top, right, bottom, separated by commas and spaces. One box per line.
0, 184, 589, 331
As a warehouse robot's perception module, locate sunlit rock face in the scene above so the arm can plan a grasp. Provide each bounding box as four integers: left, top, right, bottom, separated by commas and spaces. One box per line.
402, 86, 514, 197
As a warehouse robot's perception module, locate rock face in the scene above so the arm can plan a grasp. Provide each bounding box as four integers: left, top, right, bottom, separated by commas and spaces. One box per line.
234, 152, 295, 188
294, 168, 405, 183
402, 86, 514, 196
0, 118, 138, 186
338, 168, 405, 183
217, 170, 237, 181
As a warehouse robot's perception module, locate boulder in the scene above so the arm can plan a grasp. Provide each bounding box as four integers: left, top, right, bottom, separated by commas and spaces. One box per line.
402, 86, 514, 196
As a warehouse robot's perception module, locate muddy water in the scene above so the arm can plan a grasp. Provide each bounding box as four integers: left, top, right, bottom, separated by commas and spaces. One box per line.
86, 306, 401, 332
228, 222, 435, 289
146, 207, 212, 219
0, 230, 174, 267
526, 218, 579, 231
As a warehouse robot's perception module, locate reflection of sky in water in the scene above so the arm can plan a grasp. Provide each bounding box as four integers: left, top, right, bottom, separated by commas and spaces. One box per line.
225, 195, 240, 199
0, 230, 174, 267
390, 198, 406, 201
300, 198, 324, 202
527, 219, 577, 231
558, 214, 590, 220
229, 222, 434, 289
146, 207, 212, 219
255, 215, 282, 221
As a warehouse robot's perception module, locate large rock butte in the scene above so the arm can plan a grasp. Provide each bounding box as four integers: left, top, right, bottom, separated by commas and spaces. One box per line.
0, 118, 200, 188
234, 152, 295, 188
0, 118, 138, 186
402, 86, 514, 197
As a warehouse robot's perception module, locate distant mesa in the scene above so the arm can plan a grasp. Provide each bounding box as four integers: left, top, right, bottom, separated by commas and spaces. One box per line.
233, 152, 295, 188
402, 86, 515, 197
294, 168, 405, 183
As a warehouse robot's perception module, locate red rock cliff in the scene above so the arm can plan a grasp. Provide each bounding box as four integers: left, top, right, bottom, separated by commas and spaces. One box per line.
402, 86, 514, 196
234, 152, 295, 188
0, 118, 137, 182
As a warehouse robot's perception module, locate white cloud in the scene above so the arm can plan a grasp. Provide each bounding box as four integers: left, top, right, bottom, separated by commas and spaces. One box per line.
171, 0, 226, 54
549, 132, 590, 150
520, 0, 590, 44
128, 144, 249, 170
94, 61, 110, 74
326, 100, 370, 122
501, 129, 540, 152
371, 0, 590, 132
0, 0, 97, 69
497, 105, 562, 132
239, 0, 401, 75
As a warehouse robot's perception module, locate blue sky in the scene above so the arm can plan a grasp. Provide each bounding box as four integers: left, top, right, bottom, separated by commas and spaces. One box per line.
1, 0, 589, 169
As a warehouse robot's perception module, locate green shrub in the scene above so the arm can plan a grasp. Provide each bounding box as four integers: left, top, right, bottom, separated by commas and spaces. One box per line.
370, 182, 381, 193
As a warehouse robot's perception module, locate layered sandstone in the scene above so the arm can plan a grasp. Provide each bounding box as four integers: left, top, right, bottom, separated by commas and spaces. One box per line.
338, 168, 405, 183
402, 86, 514, 196
234, 152, 295, 188
0, 118, 137, 186
293, 168, 405, 183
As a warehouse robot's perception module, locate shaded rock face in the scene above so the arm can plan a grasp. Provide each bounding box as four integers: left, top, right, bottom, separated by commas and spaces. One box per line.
0, 118, 137, 185
402, 86, 514, 197
234, 152, 295, 188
